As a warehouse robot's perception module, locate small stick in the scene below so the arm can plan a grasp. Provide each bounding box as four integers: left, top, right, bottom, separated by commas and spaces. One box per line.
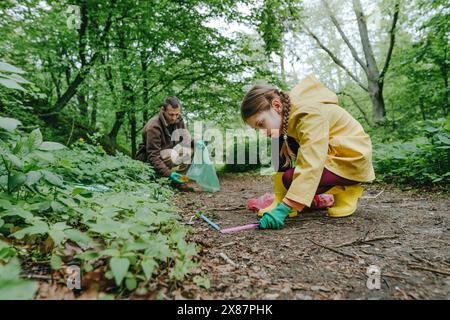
220, 241, 236, 248
306, 238, 358, 260
184, 215, 196, 225
219, 252, 238, 267
408, 264, 450, 276
220, 224, 259, 234
21, 274, 54, 280
361, 189, 385, 200
207, 205, 246, 212
335, 235, 398, 248
196, 212, 220, 231
382, 273, 406, 280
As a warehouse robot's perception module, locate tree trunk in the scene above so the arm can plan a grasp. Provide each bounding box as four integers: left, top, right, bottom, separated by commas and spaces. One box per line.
43, 4, 115, 115
441, 45, 449, 116
129, 111, 137, 157
140, 51, 149, 126
353, 0, 386, 123
108, 111, 125, 148
443, 74, 449, 116
368, 79, 386, 122
77, 94, 88, 118
418, 97, 427, 121
338, 92, 373, 127
76, 0, 88, 119
280, 43, 286, 86
90, 87, 97, 128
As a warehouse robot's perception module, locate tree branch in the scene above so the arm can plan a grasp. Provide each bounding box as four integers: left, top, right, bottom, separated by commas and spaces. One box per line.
299, 26, 368, 92
352, 0, 380, 78
321, 0, 368, 75
380, 1, 400, 80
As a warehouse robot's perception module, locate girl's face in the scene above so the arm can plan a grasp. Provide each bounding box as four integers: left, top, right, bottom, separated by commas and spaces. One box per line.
245, 99, 283, 137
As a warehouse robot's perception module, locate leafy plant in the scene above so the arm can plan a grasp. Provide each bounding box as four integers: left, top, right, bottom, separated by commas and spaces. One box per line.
0, 61, 30, 91
0, 115, 198, 298
373, 117, 450, 187
0, 241, 38, 300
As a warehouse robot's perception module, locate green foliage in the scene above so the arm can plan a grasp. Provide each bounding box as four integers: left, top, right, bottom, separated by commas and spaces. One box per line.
0, 61, 30, 92
0, 241, 38, 300
383, 0, 449, 131
0, 0, 258, 154
0, 116, 198, 297
256, 0, 302, 57
373, 117, 450, 187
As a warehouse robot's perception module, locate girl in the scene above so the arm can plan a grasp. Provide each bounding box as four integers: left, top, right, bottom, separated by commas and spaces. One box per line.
241, 74, 375, 230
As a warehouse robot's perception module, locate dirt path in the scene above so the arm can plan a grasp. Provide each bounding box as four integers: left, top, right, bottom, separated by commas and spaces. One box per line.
174, 174, 450, 300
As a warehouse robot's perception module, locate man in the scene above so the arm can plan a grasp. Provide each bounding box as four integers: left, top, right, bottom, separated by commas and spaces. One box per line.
135, 96, 193, 187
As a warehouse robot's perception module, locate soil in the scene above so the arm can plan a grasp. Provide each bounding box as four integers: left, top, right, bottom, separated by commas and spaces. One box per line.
173, 174, 450, 300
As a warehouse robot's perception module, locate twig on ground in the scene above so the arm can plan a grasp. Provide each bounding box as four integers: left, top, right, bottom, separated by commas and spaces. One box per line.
395, 287, 410, 300
219, 252, 238, 268
409, 252, 434, 266
382, 273, 406, 280
220, 241, 236, 248
306, 238, 358, 260
361, 189, 385, 200
207, 206, 246, 211
335, 235, 399, 248
184, 215, 195, 225
21, 274, 55, 281
408, 264, 450, 276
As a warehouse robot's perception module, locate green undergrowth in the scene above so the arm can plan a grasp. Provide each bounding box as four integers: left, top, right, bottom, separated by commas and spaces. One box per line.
0, 116, 200, 299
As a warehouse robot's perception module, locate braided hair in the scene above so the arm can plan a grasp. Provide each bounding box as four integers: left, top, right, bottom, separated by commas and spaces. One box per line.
278, 90, 295, 168
241, 84, 295, 168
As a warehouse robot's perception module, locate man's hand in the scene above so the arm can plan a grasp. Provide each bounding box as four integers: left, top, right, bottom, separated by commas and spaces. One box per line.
169, 172, 186, 185
258, 202, 292, 230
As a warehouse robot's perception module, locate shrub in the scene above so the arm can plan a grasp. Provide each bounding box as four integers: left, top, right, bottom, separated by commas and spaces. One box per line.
373, 117, 450, 187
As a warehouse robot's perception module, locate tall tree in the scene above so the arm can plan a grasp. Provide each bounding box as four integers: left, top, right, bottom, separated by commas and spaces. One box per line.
299, 0, 400, 123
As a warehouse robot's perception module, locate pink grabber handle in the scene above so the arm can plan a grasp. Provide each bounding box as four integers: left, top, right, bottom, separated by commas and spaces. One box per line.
220, 223, 259, 234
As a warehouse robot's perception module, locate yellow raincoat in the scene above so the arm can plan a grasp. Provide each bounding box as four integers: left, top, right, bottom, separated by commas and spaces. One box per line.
284, 74, 376, 206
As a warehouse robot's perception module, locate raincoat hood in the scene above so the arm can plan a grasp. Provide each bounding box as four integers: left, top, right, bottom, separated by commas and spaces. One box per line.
289, 74, 339, 111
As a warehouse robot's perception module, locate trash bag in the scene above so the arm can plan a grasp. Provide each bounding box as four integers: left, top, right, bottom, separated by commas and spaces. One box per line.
187, 141, 220, 193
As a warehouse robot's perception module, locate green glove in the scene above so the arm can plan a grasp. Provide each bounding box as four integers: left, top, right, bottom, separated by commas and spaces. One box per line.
169, 172, 185, 185
259, 202, 292, 230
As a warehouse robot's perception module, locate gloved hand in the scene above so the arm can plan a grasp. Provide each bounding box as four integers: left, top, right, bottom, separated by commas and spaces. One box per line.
169, 172, 186, 185
196, 140, 206, 150
258, 202, 292, 230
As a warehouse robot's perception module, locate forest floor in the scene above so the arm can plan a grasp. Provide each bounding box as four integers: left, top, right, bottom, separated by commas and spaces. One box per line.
173, 173, 450, 300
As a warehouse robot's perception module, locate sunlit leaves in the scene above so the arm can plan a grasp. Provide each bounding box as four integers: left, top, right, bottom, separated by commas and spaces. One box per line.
0, 61, 28, 91
0, 117, 22, 132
